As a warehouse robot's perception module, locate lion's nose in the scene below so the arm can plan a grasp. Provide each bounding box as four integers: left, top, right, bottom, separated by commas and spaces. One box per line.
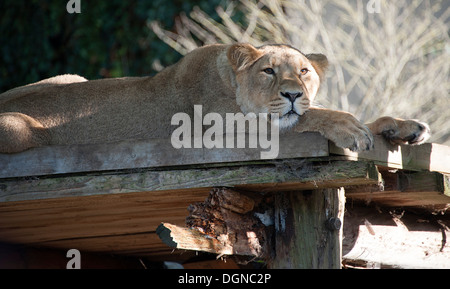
281, 91, 303, 102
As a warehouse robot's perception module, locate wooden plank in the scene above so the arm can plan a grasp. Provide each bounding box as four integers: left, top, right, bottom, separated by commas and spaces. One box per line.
269, 188, 346, 269
347, 190, 450, 208
0, 189, 209, 245
346, 171, 450, 208
0, 132, 329, 179
1, 131, 449, 179
0, 160, 380, 202
330, 135, 450, 173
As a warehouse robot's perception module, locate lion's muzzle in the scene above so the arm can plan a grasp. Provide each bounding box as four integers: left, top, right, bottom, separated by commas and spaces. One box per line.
280, 91, 303, 103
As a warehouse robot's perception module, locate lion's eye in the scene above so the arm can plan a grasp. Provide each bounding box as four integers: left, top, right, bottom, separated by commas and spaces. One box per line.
300, 68, 309, 75
263, 68, 275, 75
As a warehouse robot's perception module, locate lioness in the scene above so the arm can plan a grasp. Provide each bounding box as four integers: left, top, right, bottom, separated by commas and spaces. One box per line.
0, 43, 430, 154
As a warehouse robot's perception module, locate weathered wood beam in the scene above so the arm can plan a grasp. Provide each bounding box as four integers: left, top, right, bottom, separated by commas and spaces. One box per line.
346, 170, 450, 208
2, 133, 448, 179
0, 160, 380, 202
269, 188, 346, 269
236, 160, 381, 193
0, 132, 328, 179
330, 136, 450, 174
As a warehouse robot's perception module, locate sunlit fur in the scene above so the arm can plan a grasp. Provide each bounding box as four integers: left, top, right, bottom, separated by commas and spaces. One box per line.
231, 44, 325, 130
0, 43, 430, 153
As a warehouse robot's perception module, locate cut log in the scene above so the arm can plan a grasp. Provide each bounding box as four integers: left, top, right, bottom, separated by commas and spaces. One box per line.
208, 187, 255, 214
158, 188, 268, 257
156, 223, 234, 255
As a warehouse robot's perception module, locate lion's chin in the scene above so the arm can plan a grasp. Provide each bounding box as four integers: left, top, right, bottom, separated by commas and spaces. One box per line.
276, 113, 300, 130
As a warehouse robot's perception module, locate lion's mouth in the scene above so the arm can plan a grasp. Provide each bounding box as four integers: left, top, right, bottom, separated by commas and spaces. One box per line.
281, 109, 301, 121
286, 110, 298, 115
284, 109, 301, 117
268, 105, 305, 129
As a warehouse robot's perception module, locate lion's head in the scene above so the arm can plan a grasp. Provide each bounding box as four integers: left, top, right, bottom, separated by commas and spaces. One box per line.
227, 43, 328, 129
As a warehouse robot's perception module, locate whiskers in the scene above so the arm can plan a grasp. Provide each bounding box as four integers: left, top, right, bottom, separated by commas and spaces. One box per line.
269, 98, 309, 115
269, 100, 288, 111
267, 98, 309, 130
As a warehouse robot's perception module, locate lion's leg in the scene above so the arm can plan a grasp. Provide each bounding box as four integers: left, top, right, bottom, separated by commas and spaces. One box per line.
365, 116, 431, 145
0, 112, 50, 153
294, 107, 374, 152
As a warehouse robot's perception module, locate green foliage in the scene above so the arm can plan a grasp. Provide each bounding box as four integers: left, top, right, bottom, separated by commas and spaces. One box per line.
0, 0, 228, 92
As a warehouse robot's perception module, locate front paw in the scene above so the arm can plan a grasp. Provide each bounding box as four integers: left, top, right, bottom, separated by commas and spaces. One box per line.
367, 117, 431, 146
294, 108, 374, 152
328, 115, 374, 152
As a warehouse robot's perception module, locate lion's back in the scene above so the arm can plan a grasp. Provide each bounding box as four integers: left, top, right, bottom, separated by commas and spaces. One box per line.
0, 74, 88, 105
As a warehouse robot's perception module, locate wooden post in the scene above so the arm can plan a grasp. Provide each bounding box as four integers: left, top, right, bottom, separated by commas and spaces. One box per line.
269, 188, 346, 269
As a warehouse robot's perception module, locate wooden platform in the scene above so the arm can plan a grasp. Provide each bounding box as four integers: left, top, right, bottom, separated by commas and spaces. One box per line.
0, 133, 449, 267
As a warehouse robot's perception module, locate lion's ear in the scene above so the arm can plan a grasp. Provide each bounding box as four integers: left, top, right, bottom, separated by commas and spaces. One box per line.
306, 53, 328, 82
227, 43, 262, 72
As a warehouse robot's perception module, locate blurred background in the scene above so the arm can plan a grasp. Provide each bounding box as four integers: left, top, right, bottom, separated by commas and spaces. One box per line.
0, 0, 448, 144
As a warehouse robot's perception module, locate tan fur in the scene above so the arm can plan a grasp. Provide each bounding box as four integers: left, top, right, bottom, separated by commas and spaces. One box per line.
366, 117, 431, 145
0, 43, 430, 153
